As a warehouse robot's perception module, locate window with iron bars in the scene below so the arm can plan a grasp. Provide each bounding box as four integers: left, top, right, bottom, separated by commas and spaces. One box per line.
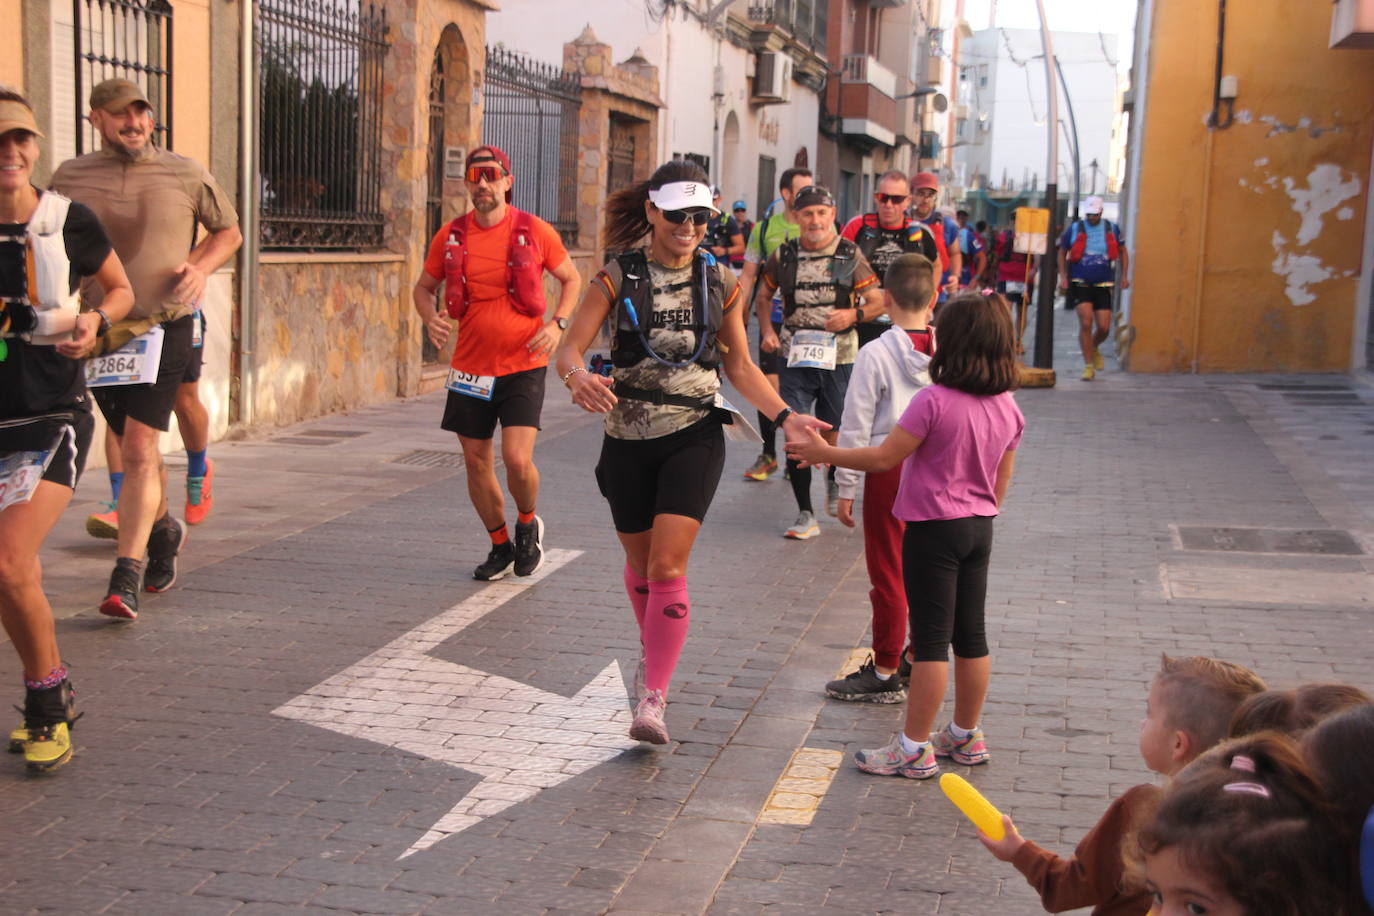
72, 0, 173, 155
257, 0, 388, 250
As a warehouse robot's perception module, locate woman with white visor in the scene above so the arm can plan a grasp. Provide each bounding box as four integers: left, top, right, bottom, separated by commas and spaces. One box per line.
555, 159, 826, 744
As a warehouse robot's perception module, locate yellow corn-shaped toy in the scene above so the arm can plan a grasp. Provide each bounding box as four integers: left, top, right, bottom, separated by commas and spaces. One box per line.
939, 773, 1006, 840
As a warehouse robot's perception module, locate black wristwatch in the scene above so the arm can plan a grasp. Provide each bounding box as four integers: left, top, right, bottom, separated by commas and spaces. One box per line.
554, 316, 569, 330
774, 407, 793, 427
93, 308, 111, 337
855, 307, 866, 324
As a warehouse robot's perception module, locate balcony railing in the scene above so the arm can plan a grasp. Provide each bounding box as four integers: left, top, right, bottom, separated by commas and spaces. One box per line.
841, 54, 898, 98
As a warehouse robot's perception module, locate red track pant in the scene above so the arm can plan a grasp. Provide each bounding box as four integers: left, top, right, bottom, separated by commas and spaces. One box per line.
862, 464, 907, 670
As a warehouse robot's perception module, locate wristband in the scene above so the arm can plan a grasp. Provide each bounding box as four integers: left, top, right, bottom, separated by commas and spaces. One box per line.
773, 407, 793, 427
561, 365, 586, 387
93, 308, 111, 337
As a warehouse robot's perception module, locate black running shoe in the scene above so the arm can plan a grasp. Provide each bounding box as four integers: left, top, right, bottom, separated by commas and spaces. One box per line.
473, 541, 516, 581
825, 659, 907, 704
144, 516, 187, 593
99, 564, 142, 619
513, 515, 545, 577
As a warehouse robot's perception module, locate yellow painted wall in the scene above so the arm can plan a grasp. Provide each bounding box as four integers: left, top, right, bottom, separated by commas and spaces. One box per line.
0, 0, 21, 88
1128, 0, 1374, 372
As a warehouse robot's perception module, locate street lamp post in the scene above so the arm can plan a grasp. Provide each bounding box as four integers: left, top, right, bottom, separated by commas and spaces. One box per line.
1032, 0, 1060, 371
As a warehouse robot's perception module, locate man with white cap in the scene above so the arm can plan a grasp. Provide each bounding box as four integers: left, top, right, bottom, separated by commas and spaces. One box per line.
412, 145, 582, 581
1057, 195, 1129, 381
52, 77, 242, 621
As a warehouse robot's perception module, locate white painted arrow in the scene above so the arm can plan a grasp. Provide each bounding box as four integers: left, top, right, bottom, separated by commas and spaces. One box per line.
271, 549, 638, 859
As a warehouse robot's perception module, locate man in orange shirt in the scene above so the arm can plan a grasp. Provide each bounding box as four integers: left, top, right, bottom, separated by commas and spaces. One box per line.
412, 146, 582, 580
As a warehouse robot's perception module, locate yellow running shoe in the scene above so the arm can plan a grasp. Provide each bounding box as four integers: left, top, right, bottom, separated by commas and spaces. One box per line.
1093, 348, 1104, 370
8, 722, 27, 754
743, 453, 778, 481
1081, 365, 1095, 381
23, 721, 72, 772
85, 501, 119, 539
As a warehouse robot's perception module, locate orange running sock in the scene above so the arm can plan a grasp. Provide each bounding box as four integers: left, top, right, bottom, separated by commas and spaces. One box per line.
489, 524, 510, 545
517, 509, 536, 526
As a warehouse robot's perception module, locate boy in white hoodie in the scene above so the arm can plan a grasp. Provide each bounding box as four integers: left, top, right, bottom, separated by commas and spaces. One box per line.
825, 254, 937, 703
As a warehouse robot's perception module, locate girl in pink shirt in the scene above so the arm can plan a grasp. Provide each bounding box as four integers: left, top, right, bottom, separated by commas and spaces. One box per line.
788, 292, 1024, 778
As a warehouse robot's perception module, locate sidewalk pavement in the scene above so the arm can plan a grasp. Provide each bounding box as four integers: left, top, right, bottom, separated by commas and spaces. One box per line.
4, 312, 1373, 915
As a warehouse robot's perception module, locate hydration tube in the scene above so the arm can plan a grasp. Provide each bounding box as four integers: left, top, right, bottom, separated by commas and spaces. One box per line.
622, 251, 713, 370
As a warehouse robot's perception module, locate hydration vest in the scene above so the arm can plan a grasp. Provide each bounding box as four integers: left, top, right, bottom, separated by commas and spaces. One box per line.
0, 191, 79, 345
918, 216, 951, 275
852, 214, 930, 266
443, 208, 546, 320
1067, 219, 1119, 264
776, 237, 859, 320
609, 248, 724, 370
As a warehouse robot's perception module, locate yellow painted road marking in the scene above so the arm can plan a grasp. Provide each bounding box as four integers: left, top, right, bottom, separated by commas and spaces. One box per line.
836, 648, 870, 678
757, 747, 843, 826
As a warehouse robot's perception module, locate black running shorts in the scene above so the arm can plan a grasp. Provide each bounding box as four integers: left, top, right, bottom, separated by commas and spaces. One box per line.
93, 313, 195, 435
0, 403, 94, 493
440, 366, 546, 440
595, 416, 726, 534
1067, 284, 1114, 312
757, 319, 784, 375
183, 311, 205, 383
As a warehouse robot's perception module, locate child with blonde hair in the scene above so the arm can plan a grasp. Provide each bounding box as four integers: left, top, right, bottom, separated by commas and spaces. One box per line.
977, 655, 1266, 915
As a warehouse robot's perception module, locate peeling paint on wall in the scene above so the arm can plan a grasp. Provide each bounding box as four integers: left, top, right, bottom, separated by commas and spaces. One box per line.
1283, 164, 1361, 244
1261, 165, 1362, 307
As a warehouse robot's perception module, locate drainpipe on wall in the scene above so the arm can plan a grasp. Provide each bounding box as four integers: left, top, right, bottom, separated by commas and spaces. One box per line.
237, 0, 259, 426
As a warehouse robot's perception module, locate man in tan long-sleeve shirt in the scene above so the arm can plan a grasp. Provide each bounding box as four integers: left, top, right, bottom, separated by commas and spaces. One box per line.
51, 78, 241, 621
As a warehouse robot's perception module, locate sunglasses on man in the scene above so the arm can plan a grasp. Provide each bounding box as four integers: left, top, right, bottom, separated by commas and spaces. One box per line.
659, 208, 712, 226
465, 165, 507, 184
876, 193, 910, 205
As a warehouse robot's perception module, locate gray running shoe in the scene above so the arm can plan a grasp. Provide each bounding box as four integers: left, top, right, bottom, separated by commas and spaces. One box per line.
855, 736, 939, 779
825, 660, 907, 703
784, 511, 820, 540
826, 479, 840, 517
629, 689, 669, 744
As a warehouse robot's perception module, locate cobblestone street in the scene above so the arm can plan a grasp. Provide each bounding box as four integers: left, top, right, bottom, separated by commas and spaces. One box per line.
5, 320, 1373, 914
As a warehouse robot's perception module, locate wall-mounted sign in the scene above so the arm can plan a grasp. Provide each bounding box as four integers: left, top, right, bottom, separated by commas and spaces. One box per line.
445, 147, 467, 181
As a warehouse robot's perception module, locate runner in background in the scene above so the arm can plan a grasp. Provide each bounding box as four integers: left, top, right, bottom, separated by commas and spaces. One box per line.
412, 145, 582, 581
737, 167, 813, 483
52, 78, 242, 621
729, 200, 751, 272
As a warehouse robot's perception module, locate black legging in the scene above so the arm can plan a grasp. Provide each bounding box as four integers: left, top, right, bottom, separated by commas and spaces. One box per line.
902, 516, 994, 662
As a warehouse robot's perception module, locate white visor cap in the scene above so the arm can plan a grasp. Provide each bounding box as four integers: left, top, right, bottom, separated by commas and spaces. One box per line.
1083, 195, 1105, 215
648, 181, 720, 215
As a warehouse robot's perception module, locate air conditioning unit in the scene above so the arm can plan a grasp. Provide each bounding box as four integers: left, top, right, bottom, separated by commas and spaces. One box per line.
754, 51, 791, 102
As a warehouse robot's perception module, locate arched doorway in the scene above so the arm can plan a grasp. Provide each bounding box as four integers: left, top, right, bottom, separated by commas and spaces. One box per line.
422, 25, 471, 365
722, 110, 740, 208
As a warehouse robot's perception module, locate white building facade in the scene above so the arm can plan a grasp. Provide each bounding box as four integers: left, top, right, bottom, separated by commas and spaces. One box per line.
485, 1, 827, 218
951, 28, 1122, 202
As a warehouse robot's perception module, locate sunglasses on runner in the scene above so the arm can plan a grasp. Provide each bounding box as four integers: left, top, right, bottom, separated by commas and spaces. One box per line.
465, 165, 507, 184
876, 193, 910, 204
659, 208, 711, 226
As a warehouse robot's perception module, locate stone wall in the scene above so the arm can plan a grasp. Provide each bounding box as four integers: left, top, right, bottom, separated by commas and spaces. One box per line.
250, 255, 408, 426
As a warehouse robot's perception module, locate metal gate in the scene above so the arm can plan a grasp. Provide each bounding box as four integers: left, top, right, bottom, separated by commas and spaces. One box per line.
423, 46, 445, 365
481, 46, 580, 244
73, 0, 173, 153
606, 118, 636, 195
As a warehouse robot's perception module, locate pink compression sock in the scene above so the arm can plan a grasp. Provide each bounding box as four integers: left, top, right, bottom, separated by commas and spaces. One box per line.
642, 576, 690, 695
624, 564, 650, 633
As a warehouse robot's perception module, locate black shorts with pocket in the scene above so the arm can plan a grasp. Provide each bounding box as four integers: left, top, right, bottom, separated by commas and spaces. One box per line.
0, 402, 95, 493
1068, 283, 1114, 312
93, 313, 195, 435
595, 416, 726, 534
440, 366, 546, 440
